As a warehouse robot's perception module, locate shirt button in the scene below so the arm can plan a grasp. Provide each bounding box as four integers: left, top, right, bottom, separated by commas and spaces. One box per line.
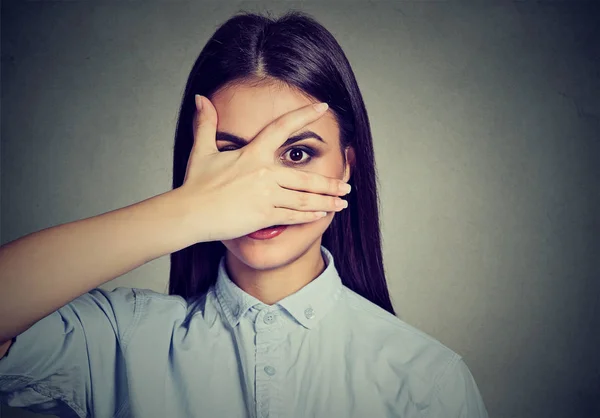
304, 307, 315, 319
264, 365, 276, 376
263, 312, 277, 325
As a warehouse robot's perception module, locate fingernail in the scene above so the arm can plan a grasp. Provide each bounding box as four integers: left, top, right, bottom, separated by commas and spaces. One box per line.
335, 199, 348, 209
313, 102, 328, 113
195, 95, 203, 112
339, 183, 351, 194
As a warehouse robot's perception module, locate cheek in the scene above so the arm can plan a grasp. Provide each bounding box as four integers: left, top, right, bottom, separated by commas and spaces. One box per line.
308, 151, 345, 178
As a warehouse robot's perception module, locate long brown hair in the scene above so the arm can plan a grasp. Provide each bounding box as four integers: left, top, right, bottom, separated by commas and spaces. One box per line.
169, 10, 396, 316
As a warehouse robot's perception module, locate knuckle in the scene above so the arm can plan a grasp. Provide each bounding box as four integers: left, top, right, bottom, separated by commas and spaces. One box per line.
330, 178, 340, 193
298, 192, 309, 208
287, 212, 297, 223
298, 170, 311, 187
330, 196, 339, 209
272, 117, 289, 132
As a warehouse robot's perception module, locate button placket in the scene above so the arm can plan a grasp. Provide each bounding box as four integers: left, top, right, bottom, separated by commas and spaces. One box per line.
263, 312, 277, 325
255, 308, 282, 418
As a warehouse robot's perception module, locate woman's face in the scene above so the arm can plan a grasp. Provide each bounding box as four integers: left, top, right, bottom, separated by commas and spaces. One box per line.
210, 81, 352, 271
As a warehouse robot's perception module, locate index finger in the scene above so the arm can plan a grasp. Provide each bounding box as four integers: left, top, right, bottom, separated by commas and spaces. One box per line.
247, 102, 329, 154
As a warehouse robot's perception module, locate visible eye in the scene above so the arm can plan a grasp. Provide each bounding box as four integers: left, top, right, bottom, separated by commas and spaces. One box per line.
219, 144, 318, 166
281, 147, 316, 166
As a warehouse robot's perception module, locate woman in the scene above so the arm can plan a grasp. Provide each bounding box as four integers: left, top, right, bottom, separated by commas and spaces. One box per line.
0, 10, 488, 418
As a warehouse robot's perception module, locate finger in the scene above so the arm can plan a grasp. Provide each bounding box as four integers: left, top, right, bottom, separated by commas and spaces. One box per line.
247, 102, 329, 154
191, 95, 219, 157
275, 188, 347, 213
273, 208, 329, 226
274, 167, 351, 196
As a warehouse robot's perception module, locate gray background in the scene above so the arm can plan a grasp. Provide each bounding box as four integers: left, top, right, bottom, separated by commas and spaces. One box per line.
1, 1, 599, 417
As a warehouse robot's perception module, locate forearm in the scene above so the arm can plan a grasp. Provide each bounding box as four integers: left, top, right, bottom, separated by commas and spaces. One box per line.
0, 188, 192, 342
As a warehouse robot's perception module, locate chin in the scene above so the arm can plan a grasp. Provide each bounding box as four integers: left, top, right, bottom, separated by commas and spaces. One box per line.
221, 217, 331, 271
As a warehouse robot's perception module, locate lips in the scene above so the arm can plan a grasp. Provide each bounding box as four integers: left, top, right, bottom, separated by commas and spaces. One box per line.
247, 225, 288, 240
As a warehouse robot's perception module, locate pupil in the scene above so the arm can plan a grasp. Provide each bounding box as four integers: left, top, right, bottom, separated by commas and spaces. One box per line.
290, 149, 303, 161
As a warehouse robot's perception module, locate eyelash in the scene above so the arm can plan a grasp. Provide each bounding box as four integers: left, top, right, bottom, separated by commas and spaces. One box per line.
218, 145, 318, 166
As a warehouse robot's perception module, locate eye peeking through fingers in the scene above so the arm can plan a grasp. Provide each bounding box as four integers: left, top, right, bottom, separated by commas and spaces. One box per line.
218, 145, 319, 166
280, 146, 318, 166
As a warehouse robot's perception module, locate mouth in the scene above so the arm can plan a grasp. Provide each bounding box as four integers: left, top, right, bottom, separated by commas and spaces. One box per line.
246, 225, 288, 240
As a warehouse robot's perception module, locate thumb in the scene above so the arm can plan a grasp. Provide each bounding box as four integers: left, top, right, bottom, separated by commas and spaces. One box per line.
191, 94, 218, 157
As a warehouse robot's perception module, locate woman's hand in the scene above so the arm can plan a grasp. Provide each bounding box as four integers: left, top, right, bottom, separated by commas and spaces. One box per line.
177, 95, 350, 243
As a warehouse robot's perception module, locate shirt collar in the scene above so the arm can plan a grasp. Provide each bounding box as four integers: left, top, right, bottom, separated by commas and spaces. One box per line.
214, 245, 343, 330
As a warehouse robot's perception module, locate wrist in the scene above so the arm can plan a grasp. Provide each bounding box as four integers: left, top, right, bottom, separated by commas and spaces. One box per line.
163, 186, 211, 251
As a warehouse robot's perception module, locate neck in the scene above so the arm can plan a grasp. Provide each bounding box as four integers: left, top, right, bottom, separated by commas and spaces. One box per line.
225, 241, 326, 305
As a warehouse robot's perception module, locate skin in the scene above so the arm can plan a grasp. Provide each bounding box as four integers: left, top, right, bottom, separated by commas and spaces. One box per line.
209, 80, 354, 305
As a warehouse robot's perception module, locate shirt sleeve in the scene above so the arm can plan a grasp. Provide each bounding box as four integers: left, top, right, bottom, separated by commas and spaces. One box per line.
426, 355, 489, 418
0, 287, 143, 418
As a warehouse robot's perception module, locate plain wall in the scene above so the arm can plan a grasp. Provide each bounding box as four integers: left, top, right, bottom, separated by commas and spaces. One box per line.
1, 1, 598, 417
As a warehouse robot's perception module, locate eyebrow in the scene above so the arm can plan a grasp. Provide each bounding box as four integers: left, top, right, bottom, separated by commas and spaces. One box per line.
215, 130, 325, 148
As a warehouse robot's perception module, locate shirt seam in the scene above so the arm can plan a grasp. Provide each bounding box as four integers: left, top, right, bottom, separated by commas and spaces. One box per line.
111, 288, 147, 418
120, 288, 147, 353
421, 353, 462, 418
433, 354, 461, 395
139, 290, 188, 309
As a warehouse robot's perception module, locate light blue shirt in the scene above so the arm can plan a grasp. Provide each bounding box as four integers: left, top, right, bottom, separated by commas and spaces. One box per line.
0, 246, 488, 418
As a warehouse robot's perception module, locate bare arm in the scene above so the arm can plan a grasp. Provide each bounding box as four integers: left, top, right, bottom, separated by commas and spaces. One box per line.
0, 97, 349, 351
0, 187, 194, 345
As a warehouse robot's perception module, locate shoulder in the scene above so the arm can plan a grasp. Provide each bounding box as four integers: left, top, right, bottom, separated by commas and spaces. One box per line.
338, 287, 489, 416
127, 287, 199, 321
66, 287, 194, 338
338, 286, 464, 409
129, 287, 188, 309
66, 286, 181, 325
124, 287, 219, 331
341, 285, 459, 360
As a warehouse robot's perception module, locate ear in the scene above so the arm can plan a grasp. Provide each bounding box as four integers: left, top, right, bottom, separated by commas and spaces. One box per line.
342, 146, 355, 183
